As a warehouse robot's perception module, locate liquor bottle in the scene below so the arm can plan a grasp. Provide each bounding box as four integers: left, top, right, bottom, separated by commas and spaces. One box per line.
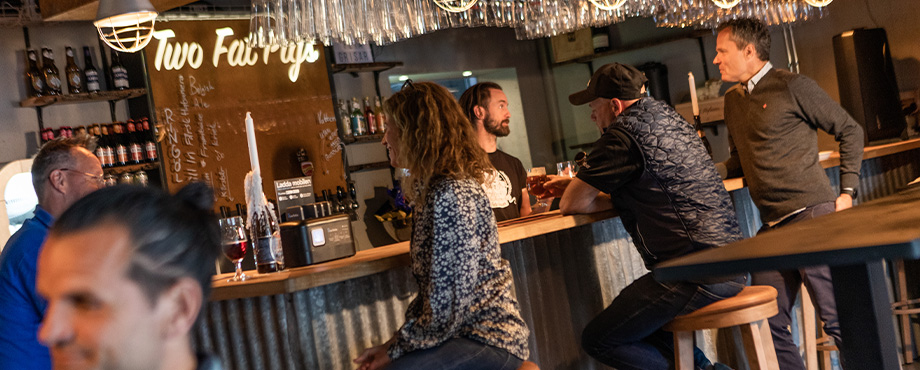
40, 48, 62, 95
110, 51, 129, 90
592, 27, 610, 54
98, 124, 115, 168
113, 122, 128, 166
126, 120, 144, 164
64, 47, 83, 94
82, 47, 101, 93
141, 118, 158, 163
350, 98, 367, 136
364, 97, 376, 135
25, 50, 44, 98
338, 99, 352, 137
249, 204, 284, 273
374, 96, 386, 133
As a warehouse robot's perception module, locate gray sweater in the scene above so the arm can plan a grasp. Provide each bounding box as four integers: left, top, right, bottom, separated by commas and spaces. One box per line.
717, 68, 864, 223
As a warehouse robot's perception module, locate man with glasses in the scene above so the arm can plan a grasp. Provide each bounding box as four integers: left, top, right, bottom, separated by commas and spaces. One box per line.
460, 82, 532, 221
0, 136, 103, 370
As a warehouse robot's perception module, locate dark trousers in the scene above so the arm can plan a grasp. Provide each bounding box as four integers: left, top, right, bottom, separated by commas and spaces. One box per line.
581, 272, 747, 370
388, 338, 523, 370
753, 202, 843, 370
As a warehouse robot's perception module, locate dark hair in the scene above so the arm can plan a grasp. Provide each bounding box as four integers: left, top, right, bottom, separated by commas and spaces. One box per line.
717, 18, 771, 61
50, 182, 220, 307
458, 82, 503, 125
31, 135, 97, 199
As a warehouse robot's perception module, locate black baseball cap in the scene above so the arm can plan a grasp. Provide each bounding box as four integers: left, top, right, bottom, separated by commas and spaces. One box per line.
568, 63, 648, 105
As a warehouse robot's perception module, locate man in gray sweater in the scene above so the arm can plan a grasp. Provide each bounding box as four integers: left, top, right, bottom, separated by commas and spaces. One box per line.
713, 18, 864, 370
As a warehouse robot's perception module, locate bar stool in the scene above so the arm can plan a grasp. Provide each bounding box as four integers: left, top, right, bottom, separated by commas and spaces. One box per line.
891, 259, 919, 364
664, 285, 780, 370
518, 360, 539, 370
798, 283, 838, 370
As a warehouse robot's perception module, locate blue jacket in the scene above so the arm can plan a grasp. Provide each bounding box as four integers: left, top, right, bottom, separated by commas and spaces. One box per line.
0, 206, 52, 370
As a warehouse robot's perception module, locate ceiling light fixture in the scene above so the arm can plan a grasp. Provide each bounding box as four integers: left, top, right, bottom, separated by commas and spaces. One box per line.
588, 0, 628, 11
712, 0, 741, 9
804, 0, 833, 7
94, 0, 158, 53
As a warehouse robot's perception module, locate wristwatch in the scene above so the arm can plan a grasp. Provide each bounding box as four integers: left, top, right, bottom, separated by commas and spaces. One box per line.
841, 187, 857, 198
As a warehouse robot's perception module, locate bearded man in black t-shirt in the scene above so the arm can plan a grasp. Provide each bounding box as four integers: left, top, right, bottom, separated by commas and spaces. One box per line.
459, 82, 532, 221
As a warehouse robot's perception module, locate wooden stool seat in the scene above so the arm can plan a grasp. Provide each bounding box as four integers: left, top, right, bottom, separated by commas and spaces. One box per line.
665, 285, 780, 370
518, 360, 539, 370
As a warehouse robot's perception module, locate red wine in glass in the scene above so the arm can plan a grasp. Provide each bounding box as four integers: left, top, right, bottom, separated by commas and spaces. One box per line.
222, 240, 248, 261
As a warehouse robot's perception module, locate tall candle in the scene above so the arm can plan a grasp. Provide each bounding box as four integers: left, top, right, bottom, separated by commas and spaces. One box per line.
688, 72, 699, 117
245, 112, 261, 177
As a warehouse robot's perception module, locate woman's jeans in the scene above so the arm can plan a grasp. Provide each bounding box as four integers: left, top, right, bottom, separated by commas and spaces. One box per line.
388, 338, 523, 370
581, 272, 748, 370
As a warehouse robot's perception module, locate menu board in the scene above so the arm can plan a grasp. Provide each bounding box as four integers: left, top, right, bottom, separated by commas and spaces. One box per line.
145, 20, 344, 209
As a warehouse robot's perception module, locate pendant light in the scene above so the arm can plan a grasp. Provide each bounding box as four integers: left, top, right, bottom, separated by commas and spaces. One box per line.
589, 0, 628, 11
804, 0, 833, 7
94, 0, 158, 53
712, 0, 741, 9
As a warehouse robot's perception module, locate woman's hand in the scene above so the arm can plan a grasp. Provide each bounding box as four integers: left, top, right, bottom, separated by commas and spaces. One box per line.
353, 340, 393, 370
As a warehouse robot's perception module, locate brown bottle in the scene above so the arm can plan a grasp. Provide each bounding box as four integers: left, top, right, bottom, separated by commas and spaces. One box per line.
126, 120, 143, 165
113, 122, 128, 166
25, 50, 44, 98
64, 46, 83, 94
40, 48, 62, 95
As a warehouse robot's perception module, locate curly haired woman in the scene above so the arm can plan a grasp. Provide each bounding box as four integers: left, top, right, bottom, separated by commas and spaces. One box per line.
353, 81, 530, 370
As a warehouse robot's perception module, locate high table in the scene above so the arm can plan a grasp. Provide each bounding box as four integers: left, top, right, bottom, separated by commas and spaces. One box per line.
655, 185, 920, 370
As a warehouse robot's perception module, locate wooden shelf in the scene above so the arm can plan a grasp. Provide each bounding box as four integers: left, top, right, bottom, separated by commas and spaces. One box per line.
20, 88, 147, 108
103, 162, 159, 176
347, 161, 390, 174
330, 62, 403, 75
343, 133, 384, 145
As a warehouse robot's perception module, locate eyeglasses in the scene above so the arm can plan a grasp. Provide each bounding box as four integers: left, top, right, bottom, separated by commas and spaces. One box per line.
400, 79, 414, 91
59, 168, 105, 186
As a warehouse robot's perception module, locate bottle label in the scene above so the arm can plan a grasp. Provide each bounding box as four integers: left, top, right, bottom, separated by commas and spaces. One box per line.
42, 50, 52, 59
145, 141, 158, 160
85, 70, 100, 91
47, 75, 61, 89
66, 49, 74, 57
31, 77, 44, 92
116, 145, 128, 164
104, 147, 115, 166
130, 143, 143, 162
301, 161, 314, 177
68, 73, 82, 86
593, 34, 609, 50
95, 147, 106, 163
113, 67, 129, 88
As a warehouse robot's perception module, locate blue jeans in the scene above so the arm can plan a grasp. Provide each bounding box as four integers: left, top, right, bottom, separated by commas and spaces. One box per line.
753, 202, 844, 370
388, 338, 523, 370
581, 272, 747, 370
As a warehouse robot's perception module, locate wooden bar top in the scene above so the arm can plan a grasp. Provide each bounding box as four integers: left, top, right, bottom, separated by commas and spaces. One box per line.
209, 137, 920, 301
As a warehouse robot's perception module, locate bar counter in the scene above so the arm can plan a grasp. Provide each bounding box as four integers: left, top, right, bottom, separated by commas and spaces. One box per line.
195, 138, 920, 370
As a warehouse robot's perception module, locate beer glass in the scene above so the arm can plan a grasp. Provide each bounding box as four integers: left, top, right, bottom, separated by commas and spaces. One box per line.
219, 216, 249, 282
526, 167, 551, 213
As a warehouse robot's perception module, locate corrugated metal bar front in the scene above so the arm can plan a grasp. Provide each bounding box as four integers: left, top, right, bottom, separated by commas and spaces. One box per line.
194, 217, 654, 370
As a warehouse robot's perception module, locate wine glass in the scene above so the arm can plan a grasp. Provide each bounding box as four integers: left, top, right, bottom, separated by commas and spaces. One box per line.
526, 167, 551, 213
219, 216, 249, 282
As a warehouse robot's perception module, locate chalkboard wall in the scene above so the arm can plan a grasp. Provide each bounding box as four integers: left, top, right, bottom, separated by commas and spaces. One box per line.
145, 20, 344, 209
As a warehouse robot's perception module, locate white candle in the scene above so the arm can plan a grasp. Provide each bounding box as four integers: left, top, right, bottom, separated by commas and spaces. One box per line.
245, 112, 261, 177
688, 72, 699, 117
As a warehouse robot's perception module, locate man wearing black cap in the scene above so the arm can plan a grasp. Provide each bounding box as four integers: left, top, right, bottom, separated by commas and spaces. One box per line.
546, 63, 745, 370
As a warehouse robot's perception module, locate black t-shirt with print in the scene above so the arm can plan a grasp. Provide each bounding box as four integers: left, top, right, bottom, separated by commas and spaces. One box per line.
484, 150, 527, 222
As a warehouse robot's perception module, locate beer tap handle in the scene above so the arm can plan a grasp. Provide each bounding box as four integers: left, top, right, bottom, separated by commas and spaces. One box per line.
348, 183, 359, 210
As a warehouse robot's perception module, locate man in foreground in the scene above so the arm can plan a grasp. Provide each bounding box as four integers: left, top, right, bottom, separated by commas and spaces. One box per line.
37, 183, 223, 370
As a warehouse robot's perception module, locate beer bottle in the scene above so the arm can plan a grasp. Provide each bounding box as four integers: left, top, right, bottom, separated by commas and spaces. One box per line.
64, 47, 83, 94
100, 124, 115, 168
364, 97, 376, 135
374, 96, 386, 133
110, 51, 129, 90
91, 124, 108, 166
40, 48, 62, 95
113, 123, 128, 166
350, 98, 366, 136
25, 50, 44, 98
338, 99, 352, 137
141, 118, 158, 163
126, 120, 144, 165
82, 47, 101, 93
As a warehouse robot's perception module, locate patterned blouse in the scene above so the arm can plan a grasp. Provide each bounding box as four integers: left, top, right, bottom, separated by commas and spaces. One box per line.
388, 177, 531, 361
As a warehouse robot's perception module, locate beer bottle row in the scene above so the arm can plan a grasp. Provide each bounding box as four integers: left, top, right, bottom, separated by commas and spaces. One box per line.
25, 46, 129, 98
41, 118, 158, 168
338, 96, 386, 138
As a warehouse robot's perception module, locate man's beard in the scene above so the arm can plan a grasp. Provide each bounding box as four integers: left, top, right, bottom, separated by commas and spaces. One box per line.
484, 114, 511, 137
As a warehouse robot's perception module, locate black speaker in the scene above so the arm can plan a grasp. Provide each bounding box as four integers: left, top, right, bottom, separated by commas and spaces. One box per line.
833, 28, 906, 144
